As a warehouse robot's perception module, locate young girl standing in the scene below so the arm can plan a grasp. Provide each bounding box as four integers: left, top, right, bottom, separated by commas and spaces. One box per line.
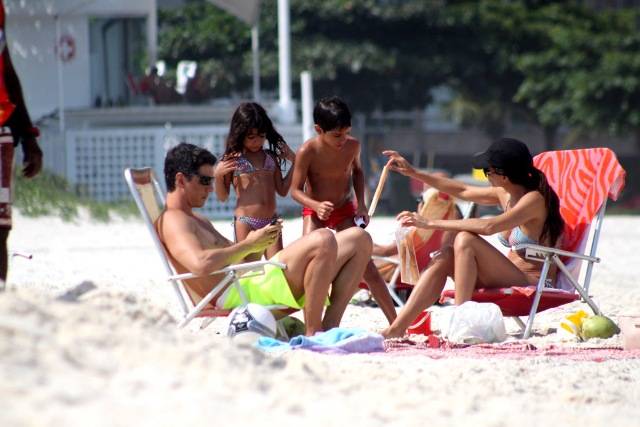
214, 102, 296, 261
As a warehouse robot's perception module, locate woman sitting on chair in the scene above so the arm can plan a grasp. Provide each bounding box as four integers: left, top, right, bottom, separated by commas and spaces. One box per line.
381, 138, 564, 338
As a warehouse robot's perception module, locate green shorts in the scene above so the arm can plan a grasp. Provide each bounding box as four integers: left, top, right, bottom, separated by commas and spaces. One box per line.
220, 254, 305, 310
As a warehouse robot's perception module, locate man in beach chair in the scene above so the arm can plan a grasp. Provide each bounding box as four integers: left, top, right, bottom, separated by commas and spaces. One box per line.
127, 143, 371, 336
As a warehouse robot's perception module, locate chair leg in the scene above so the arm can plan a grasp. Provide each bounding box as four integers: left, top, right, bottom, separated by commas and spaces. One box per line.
200, 317, 215, 330
388, 287, 405, 307
523, 257, 553, 339
388, 267, 405, 307
276, 321, 288, 341
512, 316, 526, 332
554, 258, 602, 315
178, 275, 234, 328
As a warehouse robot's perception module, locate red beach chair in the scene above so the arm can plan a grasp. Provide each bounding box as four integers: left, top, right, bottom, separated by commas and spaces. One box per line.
441, 148, 626, 338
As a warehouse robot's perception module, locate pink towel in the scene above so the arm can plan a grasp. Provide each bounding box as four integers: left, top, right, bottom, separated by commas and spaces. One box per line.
383, 339, 640, 361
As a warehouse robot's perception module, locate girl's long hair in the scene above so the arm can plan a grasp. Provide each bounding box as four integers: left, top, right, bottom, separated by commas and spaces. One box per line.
224, 102, 287, 169
507, 167, 564, 246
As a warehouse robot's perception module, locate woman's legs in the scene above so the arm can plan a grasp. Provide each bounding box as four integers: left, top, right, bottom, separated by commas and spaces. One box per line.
382, 232, 532, 339
381, 247, 454, 338
452, 231, 529, 304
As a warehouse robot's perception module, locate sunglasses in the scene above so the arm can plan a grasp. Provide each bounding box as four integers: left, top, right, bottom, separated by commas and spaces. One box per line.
483, 167, 505, 177
194, 173, 214, 186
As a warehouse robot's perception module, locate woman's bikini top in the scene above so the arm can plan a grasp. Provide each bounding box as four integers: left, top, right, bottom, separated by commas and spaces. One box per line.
233, 150, 276, 177
498, 226, 538, 248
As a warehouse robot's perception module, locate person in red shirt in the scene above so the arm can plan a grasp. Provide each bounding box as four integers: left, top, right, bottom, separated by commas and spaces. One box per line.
0, 1, 43, 284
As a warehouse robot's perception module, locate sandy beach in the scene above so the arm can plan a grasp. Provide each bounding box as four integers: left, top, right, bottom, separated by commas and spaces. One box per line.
2, 212, 640, 426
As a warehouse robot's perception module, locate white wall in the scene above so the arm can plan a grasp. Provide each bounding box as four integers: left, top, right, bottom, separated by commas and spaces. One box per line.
5, 0, 153, 18
7, 15, 90, 121
5, 0, 155, 121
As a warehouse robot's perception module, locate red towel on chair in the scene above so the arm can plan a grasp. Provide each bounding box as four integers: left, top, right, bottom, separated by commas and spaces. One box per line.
534, 148, 626, 253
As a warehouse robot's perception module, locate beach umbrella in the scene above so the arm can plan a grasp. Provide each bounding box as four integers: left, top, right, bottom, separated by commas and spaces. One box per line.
207, 0, 262, 102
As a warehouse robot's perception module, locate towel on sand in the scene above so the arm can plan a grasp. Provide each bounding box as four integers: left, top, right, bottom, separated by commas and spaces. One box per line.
257, 327, 385, 354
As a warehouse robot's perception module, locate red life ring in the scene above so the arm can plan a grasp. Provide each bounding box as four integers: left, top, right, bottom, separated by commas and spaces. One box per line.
57, 34, 76, 63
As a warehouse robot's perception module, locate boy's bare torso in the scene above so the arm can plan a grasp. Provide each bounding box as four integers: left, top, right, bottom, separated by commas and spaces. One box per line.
303, 136, 359, 207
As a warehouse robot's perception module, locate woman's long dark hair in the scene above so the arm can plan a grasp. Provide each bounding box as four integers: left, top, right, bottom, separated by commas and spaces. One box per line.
224, 102, 287, 169
507, 167, 564, 246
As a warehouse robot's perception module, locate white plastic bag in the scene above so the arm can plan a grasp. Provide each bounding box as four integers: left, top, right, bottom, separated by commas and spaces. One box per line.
446, 301, 506, 344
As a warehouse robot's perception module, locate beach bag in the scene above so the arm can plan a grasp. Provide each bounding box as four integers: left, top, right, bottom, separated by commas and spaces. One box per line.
414, 189, 454, 244
447, 301, 506, 344
395, 226, 420, 285
393, 189, 455, 285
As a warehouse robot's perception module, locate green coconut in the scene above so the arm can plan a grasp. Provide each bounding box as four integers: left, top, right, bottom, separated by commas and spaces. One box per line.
580, 315, 620, 340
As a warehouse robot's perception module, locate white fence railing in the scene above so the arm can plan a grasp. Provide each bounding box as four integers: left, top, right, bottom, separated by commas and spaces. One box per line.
46, 125, 303, 219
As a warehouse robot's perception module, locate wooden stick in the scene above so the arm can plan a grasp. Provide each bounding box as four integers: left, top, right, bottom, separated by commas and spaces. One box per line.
368, 164, 389, 217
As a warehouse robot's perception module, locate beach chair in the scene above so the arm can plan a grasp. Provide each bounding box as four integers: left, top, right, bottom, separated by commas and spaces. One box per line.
124, 167, 292, 330
440, 148, 626, 338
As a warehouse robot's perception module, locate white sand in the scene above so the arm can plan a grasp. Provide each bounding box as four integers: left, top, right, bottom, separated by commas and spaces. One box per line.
2, 212, 640, 426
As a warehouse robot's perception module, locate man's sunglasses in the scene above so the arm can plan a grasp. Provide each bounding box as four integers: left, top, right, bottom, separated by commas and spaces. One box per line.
194, 173, 214, 186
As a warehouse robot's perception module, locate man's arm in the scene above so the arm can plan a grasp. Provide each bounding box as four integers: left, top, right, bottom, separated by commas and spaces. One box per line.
161, 211, 280, 277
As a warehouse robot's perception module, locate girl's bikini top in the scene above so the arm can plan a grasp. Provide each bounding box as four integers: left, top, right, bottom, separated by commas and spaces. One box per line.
233, 150, 276, 176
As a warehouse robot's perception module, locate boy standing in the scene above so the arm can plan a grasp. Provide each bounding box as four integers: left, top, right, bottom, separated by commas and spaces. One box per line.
291, 96, 396, 323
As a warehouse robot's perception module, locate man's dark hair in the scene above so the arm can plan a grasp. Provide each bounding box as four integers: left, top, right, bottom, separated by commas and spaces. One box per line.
164, 142, 217, 191
313, 96, 352, 131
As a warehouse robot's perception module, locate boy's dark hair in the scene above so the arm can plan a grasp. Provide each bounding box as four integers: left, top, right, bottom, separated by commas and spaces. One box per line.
313, 96, 352, 132
164, 142, 217, 191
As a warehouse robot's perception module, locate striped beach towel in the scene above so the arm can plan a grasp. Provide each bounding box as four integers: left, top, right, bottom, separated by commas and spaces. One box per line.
533, 148, 626, 254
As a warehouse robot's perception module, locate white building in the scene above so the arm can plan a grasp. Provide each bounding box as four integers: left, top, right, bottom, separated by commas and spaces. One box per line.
3, 0, 303, 218
6, 0, 157, 121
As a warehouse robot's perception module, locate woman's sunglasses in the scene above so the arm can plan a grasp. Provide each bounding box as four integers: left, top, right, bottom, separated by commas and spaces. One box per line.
483, 167, 505, 177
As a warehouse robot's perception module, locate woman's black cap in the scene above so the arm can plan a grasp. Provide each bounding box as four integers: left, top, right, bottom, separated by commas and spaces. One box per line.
472, 138, 533, 174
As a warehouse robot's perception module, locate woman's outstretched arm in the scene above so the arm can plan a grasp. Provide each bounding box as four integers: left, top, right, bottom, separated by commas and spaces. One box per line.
382, 150, 500, 205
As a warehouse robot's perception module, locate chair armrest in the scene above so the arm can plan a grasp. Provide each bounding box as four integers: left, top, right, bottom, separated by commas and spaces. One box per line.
168, 260, 287, 281
513, 243, 600, 263
371, 255, 399, 265
219, 259, 287, 273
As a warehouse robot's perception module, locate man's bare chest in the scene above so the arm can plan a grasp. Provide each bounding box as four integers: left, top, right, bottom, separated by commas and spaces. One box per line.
192, 219, 229, 249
